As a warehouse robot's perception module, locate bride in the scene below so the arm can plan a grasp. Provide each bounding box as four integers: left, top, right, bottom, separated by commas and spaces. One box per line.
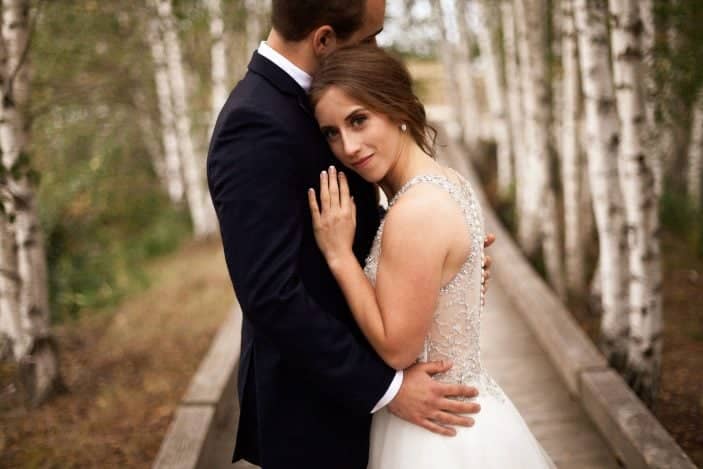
307, 45, 555, 468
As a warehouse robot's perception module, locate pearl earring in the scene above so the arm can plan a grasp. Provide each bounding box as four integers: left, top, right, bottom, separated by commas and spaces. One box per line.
400, 123, 407, 132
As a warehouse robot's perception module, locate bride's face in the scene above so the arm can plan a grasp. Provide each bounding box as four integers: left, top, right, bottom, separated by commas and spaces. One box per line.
314, 86, 404, 183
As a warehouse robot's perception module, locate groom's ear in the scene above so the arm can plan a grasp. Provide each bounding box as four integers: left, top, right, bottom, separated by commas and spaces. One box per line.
312, 25, 338, 57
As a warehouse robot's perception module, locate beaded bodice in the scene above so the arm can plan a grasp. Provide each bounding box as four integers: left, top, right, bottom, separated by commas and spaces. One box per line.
364, 172, 502, 398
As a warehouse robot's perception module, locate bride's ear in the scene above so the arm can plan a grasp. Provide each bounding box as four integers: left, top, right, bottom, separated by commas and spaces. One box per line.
312, 25, 338, 57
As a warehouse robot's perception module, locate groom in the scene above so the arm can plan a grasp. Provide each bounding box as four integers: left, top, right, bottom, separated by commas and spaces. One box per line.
207, 1, 487, 468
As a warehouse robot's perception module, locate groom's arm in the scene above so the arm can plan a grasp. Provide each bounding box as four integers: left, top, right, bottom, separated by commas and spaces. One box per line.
208, 107, 395, 415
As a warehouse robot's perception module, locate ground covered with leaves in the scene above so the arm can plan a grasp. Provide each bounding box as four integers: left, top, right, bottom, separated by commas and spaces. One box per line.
0, 238, 234, 468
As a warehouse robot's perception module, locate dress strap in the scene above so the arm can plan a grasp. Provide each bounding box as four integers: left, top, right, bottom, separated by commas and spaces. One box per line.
387, 174, 462, 208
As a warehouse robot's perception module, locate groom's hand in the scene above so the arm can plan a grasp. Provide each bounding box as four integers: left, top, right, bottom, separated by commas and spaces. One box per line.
482, 234, 495, 305
387, 360, 480, 437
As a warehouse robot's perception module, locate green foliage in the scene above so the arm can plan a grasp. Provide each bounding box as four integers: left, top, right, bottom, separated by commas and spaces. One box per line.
659, 189, 703, 259
30, 0, 197, 321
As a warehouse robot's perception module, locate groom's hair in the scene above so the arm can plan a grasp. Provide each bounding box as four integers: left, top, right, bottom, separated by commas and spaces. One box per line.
271, 0, 366, 41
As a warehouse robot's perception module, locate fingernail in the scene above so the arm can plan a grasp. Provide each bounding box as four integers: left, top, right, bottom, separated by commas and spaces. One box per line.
321, 170, 327, 176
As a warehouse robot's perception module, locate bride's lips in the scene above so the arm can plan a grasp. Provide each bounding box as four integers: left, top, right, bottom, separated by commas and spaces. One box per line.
352, 154, 374, 169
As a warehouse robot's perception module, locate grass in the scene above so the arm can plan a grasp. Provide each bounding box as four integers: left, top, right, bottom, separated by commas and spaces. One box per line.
0, 238, 234, 468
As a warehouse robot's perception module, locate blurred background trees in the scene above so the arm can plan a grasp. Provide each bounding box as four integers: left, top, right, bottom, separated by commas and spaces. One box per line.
424, 0, 702, 408
0, 0, 269, 406
0, 1, 698, 459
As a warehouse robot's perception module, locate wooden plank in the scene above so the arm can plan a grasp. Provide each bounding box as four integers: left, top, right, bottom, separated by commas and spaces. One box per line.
153, 406, 214, 469
581, 369, 696, 469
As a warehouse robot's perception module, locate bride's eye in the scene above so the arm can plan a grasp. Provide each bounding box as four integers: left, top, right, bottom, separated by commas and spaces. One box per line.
351, 114, 367, 128
322, 127, 339, 141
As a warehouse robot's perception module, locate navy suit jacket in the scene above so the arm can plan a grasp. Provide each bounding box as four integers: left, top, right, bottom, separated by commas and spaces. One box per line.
206, 52, 395, 469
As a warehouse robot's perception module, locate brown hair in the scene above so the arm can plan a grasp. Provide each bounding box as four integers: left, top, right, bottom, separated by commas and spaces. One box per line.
310, 45, 437, 158
271, 0, 365, 42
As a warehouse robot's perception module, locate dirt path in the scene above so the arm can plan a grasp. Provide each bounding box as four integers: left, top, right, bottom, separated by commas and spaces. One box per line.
0, 239, 234, 468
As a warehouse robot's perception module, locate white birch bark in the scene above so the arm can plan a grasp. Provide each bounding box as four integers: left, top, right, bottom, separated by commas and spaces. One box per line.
206, 0, 228, 133
0, 198, 25, 362
688, 89, 703, 211
574, 0, 629, 369
430, 0, 464, 142
1, 0, 61, 405
146, 18, 185, 204
245, 0, 262, 55
476, 0, 513, 198
153, 0, 215, 237
450, 0, 481, 148
513, 0, 541, 254
561, 0, 586, 295
513, 0, 566, 300
501, 0, 525, 203
638, 0, 662, 197
610, 0, 663, 403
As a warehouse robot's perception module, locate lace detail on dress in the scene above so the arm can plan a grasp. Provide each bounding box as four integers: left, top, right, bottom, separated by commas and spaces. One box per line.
363, 172, 504, 401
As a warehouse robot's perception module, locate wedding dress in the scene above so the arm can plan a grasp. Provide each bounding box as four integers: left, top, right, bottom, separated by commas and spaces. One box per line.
364, 172, 556, 469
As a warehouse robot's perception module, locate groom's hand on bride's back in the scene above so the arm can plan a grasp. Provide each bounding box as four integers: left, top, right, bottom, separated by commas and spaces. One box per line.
387, 360, 480, 437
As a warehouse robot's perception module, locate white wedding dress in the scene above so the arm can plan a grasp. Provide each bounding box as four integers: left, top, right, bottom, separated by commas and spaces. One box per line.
364, 172, 556, 469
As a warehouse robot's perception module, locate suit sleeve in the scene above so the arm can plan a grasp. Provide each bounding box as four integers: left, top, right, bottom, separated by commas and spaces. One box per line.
207, 107, 395, 415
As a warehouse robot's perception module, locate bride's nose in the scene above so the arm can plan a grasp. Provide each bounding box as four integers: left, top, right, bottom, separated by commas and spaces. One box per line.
341, 132, 362, 158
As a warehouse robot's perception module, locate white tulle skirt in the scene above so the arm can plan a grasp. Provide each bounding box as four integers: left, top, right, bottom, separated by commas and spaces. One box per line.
368, 383, 556, 469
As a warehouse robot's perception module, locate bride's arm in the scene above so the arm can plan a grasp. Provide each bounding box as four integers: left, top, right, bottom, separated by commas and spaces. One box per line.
309, 168, 450, 370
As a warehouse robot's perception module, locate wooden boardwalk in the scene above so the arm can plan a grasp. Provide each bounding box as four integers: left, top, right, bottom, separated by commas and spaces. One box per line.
211, 278, 620, 469
211, 182, 620, 469
481, 281, 618, 468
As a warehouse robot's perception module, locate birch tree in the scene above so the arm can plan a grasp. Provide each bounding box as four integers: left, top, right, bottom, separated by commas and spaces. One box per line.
560, 0, 586, 295
501, 0, 525, 201
476, 0, 513, 198
453, 0, 482, 148
688, 89, 703, 212
206, 0, 228, 132
0, 0, 62, 405
574, 0, 629, 369
245, 0, 263, 55
146, 17, 184, 204
514, 0, 566, 299
430, 0, 464, 141
609, 0, 663, 403
151, 0, 216, 237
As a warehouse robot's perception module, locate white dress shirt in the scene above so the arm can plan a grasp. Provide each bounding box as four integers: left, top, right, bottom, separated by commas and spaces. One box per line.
256, 41, 403, 413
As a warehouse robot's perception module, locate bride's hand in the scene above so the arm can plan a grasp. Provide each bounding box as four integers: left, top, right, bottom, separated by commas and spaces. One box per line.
308, 166, 357, 266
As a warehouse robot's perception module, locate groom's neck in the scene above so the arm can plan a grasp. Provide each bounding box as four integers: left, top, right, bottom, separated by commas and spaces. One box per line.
266, 29, 318, 76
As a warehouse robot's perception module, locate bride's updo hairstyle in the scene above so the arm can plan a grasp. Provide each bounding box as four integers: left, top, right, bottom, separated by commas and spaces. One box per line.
310, 45, 437, 158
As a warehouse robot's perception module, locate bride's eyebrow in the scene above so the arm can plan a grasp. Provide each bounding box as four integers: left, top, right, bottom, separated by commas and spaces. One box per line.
345, 107, 367, 122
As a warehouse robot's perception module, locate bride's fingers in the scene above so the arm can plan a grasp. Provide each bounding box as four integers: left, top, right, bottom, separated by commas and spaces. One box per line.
328, 166, 340, 208
419, 418, 456, 437
320, 170, 330, 212
308, 189, 320, 225
339, 171, 350, 210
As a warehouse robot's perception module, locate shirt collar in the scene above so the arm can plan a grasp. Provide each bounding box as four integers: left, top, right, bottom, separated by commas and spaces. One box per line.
257, 41, 312, 92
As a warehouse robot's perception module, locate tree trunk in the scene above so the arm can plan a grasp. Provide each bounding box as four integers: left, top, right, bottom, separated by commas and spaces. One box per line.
476, 0, 513, 198
0, 0, 62, 406
609, 0, 663, 404
574, 0, 629, 370
501, 0, 525, 202
206, 0, 228, 133
638, 0, 662, 197
514, 0, 566, 299
146, 18, 185, 204
450, 0, 482, 148
245, 0, 262, 55
561, 0, 587, 295
153, 0, 215, 237
513, 0, 541, 254
688, 89, 703, 211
